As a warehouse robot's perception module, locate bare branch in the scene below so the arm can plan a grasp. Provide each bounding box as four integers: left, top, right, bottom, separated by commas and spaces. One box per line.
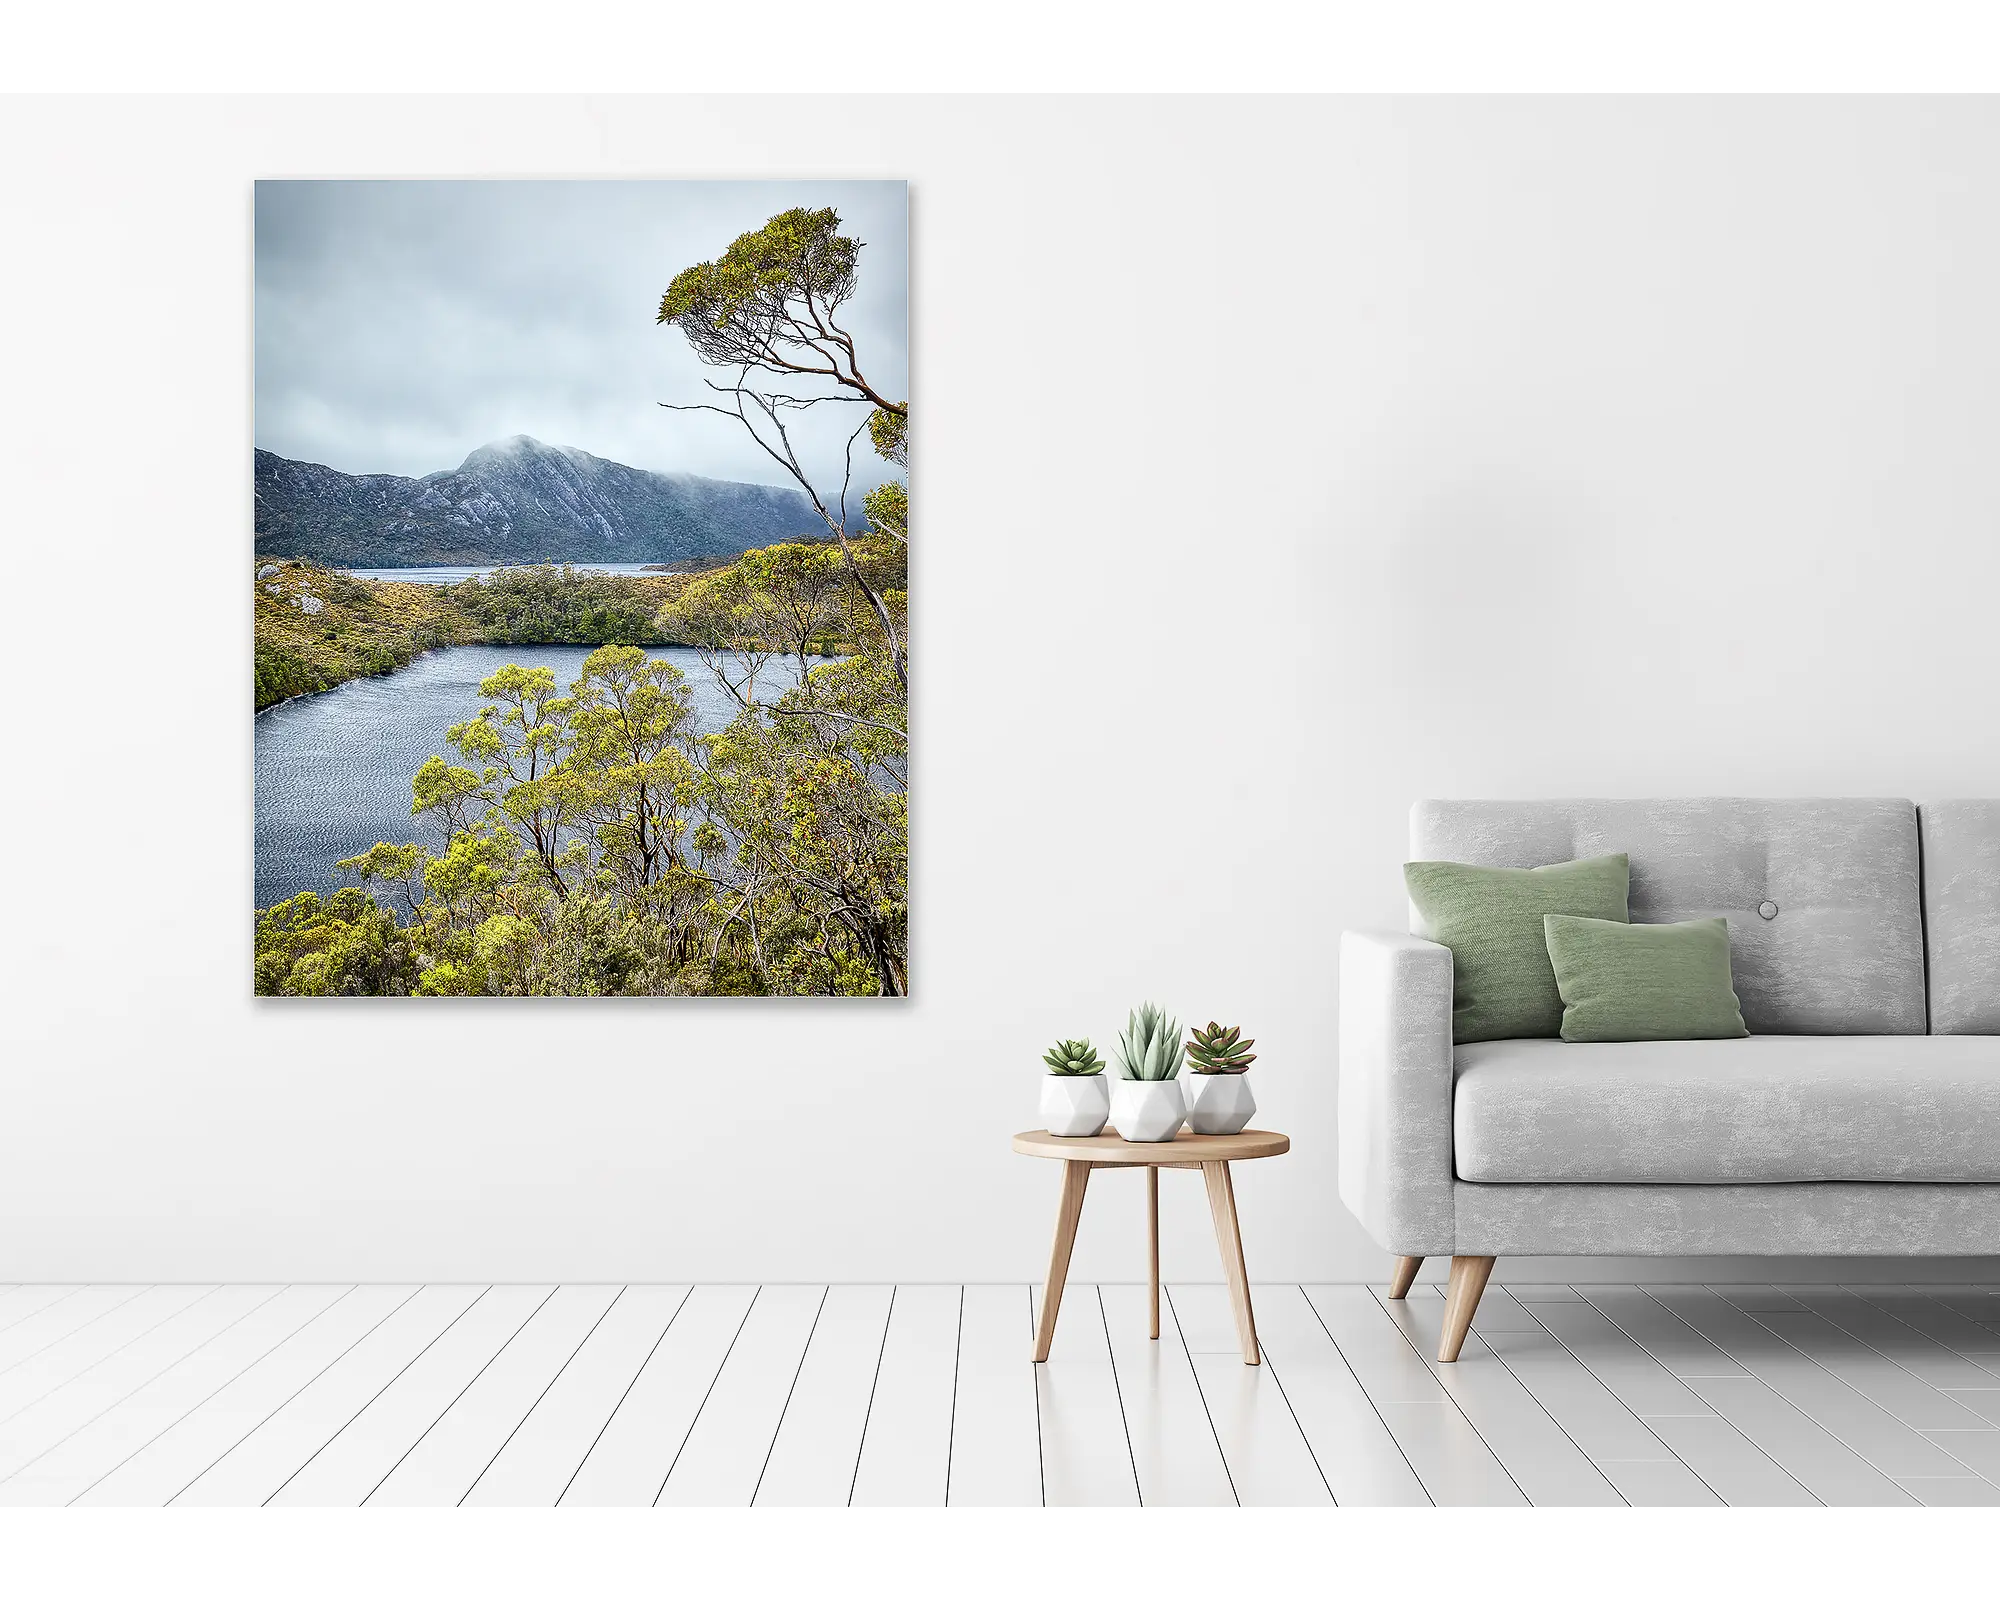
763, 703, 909, 742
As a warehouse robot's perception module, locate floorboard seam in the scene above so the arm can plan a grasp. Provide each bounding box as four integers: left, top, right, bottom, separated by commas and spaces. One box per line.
1838, 1286, 2000, 1389
1297, 1286, 1433, 1508
555, 1284, 691, 1507
166, 1284, 421, 1506
749, 1285, 830, 1507
1521, 1290, 1817, 1507
1695, 1284, 1990, 1470
1090, 1288, 1144, 1507
458, 1285, 626, 1506
1160, 1284, 1241, 1508
0, 1285, 288, 1493
1364, 1284, 1553, 1507
1447, 1290, 1635, 1506
1911, 1285, 2000, 1342
0, 1286, 226, 1429
362, 1284, 558, 1505
70, 1284, 358, 1506
1752, 1296, 1952, 1408
261, 1286, 492, 1506
0, 1286, 151, 1380
941, 1286, 964, 1507
1243, 1339, 1336, 1505
0, 1287, 87, 1339
648, 1286, 760, 1507
1028, 1286, 1045, 1508
1638, 1286, 1920, 1504
1743, 1290, 2000, 1438
1848, 1284, 2000, 1343
845, 1284, 896, 1507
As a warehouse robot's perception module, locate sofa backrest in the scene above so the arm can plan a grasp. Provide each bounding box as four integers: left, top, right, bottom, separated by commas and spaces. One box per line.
1410, 798, 1926, 1035
1921, 801, 2000, 1035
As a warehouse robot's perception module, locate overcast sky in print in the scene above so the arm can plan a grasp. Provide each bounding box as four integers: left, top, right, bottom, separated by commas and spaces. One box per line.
255, 179, 908, 491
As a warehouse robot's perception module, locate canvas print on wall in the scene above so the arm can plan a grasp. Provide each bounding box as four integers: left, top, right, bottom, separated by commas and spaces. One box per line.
253, 181, 909, 997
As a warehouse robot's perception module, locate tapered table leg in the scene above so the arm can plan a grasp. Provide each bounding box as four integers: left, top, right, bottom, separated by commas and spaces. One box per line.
1147, 1167, 1161, 1339
1201, 1160, 1259, 1364
1033, 1161, 1091, 1362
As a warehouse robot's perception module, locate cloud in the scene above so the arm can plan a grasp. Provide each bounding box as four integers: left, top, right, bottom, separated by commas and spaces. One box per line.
254, 179, 909, 497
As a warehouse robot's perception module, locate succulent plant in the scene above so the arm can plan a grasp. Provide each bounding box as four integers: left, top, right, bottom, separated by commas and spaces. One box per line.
1186, 1021, 1256, 1074
1114, 1002, 1184, 1081
1042, 1038, 1105, 1076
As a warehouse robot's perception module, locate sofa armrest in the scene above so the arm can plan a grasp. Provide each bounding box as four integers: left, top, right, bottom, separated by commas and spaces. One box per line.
1338, 930, 1456, 1256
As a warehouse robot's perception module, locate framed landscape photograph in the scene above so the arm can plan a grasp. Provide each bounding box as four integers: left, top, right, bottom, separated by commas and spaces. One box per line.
252, 180, 909, 997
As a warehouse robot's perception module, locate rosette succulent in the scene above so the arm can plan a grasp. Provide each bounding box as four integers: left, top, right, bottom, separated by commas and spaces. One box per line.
1185, 1021, 1256, 1074
1042, 1038, 1105, 1076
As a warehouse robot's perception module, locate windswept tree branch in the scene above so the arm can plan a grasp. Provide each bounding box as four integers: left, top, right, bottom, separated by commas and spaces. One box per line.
763, 703, 908, 742
657, 207, 906, 416
660, 375, 907, 693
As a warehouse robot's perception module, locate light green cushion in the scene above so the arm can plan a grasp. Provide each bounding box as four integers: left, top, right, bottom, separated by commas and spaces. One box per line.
1542, 914, 1749, 1042
1403, 854, 1630, 1043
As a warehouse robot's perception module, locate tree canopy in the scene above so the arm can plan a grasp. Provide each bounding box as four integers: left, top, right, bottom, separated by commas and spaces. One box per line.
655, 207, 910, 692
656, 206, 901, 416
256, 620, 907, 998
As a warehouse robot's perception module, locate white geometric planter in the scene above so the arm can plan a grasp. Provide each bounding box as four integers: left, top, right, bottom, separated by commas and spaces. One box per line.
1184, 1073, 1257, 1136
1040, 1074, 1110, 1137
1110, 1078, 1187, 1142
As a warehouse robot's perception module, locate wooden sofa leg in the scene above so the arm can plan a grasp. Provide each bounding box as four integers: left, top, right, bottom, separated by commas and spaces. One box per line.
1438, 1255, 1496, 1362
1388, 1255, 1424, 1299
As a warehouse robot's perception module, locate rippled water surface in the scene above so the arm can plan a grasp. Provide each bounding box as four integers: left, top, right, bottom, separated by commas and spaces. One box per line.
345, 563, 678, 585
254, 644, 798, 910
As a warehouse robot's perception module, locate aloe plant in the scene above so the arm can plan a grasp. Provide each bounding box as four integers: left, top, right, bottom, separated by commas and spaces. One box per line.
1042, 1038, 1104, 1076
1186, 1021, 1256, 1074
1115, 1003, 1183, 1081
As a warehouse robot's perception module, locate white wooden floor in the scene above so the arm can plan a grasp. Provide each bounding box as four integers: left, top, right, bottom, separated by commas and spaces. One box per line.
3, 1280, 2000, 1505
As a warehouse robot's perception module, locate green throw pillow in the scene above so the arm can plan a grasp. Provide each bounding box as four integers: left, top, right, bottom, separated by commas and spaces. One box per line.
1403, 854, 1630, 1043
1542, 914, 1749, 1042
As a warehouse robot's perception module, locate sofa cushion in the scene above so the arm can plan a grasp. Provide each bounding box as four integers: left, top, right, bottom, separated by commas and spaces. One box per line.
1412, 798, 1926, 1035
1453, 1035, 2000, 1182
1542, 914, 1747, 1042
1922, 800, 2000, 1035
1403, 854, 1629, 1042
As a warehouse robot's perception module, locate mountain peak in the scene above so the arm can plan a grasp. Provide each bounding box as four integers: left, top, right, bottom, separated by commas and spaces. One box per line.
461, 434, 558, 470
255, 442, 830, 567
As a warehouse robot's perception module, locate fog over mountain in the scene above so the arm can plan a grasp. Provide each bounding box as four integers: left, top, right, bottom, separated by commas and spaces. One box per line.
254, 435, 837, 567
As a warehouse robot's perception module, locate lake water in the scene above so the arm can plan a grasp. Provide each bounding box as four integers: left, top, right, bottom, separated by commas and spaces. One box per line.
254, 644, 799, 910
346, 563, 678, 585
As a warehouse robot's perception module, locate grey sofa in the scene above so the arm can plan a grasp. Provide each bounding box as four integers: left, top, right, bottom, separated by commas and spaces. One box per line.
1338, 798, 2000, 1362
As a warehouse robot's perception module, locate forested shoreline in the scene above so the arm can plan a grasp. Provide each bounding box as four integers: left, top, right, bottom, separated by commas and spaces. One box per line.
253, 554, 854, 713
255, 535, 906, 998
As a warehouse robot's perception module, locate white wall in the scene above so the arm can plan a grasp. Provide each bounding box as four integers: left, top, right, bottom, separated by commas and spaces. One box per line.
4, 95, 1998, 1286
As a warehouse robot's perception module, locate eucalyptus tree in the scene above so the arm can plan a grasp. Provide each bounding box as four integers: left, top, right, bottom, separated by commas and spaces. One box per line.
691, 647, 909, 997
562, 645, 701, 897
663, 540, 849, 708
442, 662, 578, 897
661, 558, 783, 708
656, 207, 909, 690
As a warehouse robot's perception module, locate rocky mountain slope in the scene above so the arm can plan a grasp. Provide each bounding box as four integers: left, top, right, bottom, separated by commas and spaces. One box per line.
254, 435, 834, 566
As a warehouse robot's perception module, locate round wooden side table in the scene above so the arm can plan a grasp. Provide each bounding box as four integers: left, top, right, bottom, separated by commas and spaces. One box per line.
1012, 1127, 1290, 1366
